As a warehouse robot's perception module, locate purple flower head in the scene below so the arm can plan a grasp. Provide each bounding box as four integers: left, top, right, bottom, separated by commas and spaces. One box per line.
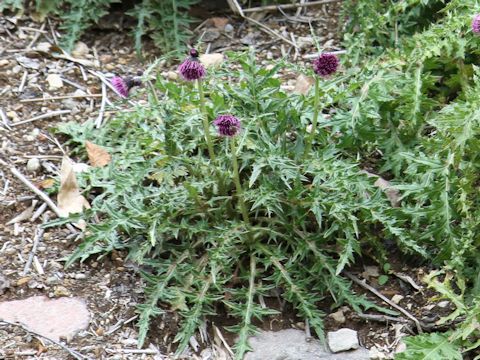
472, 14, 480, 34
110, 75, 142, 98
213, 115, 241, 137
313, 53, 339, 77
178, 49, 206, 81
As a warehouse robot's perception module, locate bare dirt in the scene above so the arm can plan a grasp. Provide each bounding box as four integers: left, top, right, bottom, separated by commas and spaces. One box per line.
0, 3, 449, 359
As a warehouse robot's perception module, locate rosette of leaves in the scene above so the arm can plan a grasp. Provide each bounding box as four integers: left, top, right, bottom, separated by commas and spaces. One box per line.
56, 52, 409, 358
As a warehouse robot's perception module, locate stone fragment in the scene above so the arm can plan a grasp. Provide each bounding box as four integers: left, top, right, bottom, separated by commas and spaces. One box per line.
0, 59, 9, 67
54, 285, 71, 297
46, 73, 63, 90
329, 309, 346, 324
0, 296, 89, 341
244, 329, 369, 360
391, 294, 404, 304
26, 158, 41, 172
72, 41, 89, 58
327, 328, 359, 353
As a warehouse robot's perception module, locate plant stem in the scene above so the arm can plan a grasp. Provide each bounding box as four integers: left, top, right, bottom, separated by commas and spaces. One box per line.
230, 138, 251, 227
303, 77, 320, 159
197, 79, 215, 161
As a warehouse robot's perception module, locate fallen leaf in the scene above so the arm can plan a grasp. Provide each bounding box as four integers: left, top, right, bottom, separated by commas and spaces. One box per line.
57, 157, 90, 224
209, 17, 229, 30
6, 200, 38, 225
362, 170, 401, 207
85, 141, 111, 167
293, 74, 315, 95
37, 178, 55, 189
199, 53, 224, 68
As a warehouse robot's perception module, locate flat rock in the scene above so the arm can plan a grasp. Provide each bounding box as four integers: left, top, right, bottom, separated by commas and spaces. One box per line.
244, 329, 369, 360
0, 296, 90, 341
327, 328, 359, 353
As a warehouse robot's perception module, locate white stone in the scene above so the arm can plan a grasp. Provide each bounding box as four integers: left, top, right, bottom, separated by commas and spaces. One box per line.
391, 294, 404, 304
327, 328, 359, 353
26, 158, 41, 172
46, 73, 63, 90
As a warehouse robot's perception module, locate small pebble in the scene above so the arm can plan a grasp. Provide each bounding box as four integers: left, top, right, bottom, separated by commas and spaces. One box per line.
75, 273, 87, 280
26, 158, 41, 172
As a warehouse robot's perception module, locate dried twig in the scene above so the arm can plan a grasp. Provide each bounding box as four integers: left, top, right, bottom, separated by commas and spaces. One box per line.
0, 320, 91, 360
344, 271, 424, 333
9, 167, 62, 217
243, 0, 341, 13
303, 49, 347, 59
23, 219, 47, 275
26, 22, 46, 49
18, 70, 28, 93
95, 82, 107, 128
11, 110, 71, 127
0, 108, 12, 130
228, 0, 299, 49
357, 312, 410, 324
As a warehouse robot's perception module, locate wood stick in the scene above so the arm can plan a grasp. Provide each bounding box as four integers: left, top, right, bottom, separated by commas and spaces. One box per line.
228, 0, 299, 49
9, 167, 62, 217
344, 271, 424, 333
23, 223, 46, 275
11, 110, 71, 126
95, 82, 107, 128
243, 0, 341, 13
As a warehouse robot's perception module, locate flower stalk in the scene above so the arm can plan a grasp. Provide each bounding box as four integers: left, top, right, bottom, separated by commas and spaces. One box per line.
197, 79, 216, 161
303, 76, 320, 158
230, 137, 251, 227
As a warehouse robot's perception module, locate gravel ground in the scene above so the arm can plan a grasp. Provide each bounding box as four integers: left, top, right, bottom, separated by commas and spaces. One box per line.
0, 4, 447, 359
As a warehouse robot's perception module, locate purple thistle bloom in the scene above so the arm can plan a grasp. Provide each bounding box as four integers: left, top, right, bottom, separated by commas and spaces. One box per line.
110, 76, 142, 98
213, 115, 241, 137
472, 14, 480, 34
178, 49, 206, 81
313, 53, 339, 77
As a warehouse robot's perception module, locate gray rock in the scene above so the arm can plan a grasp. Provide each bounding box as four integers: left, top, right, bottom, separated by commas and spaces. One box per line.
244, 329, 369, 360
327, 328, 359, 353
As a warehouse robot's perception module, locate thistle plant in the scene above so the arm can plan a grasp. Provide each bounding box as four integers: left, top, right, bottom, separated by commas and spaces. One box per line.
54, 1, 480, 359
213, 115, 250, 227
179, 49, 215, 160
303, 53, 339, 158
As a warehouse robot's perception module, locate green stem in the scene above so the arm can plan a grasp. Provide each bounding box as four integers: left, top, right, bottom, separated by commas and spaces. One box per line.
303, 77, 320, 159
197, 79, 215, 161
230, 138, 250, 227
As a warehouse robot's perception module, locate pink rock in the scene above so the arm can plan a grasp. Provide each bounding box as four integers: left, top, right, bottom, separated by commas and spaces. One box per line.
0, 296, 90, 341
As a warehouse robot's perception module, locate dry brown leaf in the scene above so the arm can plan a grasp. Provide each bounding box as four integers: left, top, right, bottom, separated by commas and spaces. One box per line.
209, 17, 229, 30
6, 200, 38, 225
37, 178, 55, 189
85, 141, 111, 167
293, 74, 315, 95
57, 157, 90, 227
